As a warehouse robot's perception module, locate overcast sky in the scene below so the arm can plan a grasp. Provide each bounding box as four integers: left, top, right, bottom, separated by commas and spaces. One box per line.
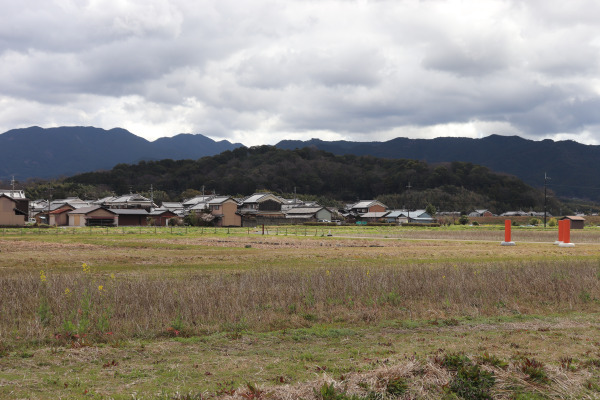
1, 0, 600, 146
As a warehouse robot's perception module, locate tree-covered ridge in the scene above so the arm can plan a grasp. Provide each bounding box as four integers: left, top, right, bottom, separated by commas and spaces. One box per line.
61, 146, 557, 213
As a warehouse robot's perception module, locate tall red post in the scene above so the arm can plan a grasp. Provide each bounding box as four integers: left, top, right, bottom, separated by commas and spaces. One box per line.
559, 219, 574, 247
563, 220, 571, 243
559, 220, 565, 242
501, 219, 515, 246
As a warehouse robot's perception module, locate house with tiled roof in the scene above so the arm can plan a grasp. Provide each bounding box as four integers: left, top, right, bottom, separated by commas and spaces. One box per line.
384, 209, 435, 224
285, 206, 333, 222
238, 193, 285, 226
95, 194, 155, 211
349, 200, 387, 214
207, 196, 241, 227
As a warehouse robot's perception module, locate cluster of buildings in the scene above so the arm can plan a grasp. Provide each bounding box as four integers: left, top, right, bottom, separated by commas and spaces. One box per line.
8, 188, 584, 228
467, 209, 552, 218
0, 189, 440, 228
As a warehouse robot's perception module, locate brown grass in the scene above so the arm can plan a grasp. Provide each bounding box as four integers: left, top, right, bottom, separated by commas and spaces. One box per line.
237, 355, 596, 400
3, 258, 600, 342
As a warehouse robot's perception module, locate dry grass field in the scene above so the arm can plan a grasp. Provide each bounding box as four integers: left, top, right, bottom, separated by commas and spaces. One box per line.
1, 226, 600, 399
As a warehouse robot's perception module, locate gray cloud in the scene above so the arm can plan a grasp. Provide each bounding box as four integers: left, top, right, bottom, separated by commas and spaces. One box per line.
1, 0, 600, 145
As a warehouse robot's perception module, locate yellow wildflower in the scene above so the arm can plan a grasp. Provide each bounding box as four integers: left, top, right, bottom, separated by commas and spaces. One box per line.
40, 270, 47, 283
110, 273, 115, 280
98, 285, 104, 292
64, 288, 71, 297
326, 270, 330, 276
82, 263, 90, 273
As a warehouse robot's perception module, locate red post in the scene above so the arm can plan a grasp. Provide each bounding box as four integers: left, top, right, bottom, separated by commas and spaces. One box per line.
504, 219, 511, 242
563, 219, 571, 244
558, 219, 564, 242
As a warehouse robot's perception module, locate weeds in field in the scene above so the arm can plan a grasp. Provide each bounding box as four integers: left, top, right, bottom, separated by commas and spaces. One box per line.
215, 381, 236, 397
440, 352, 471, 370
0, 341, 9, 358
386, 376, 408, 396
37, 270, 52, 327
3, 258, 599, 342
34, 263, 115, 343
478, 353, 508, 369
315, 383, 380, 400
447, 364, 495, 400
240, 383, 268, 399
519, 358, 549, 383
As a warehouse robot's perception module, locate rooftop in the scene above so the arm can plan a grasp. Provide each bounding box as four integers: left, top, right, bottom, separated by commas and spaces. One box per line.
0, 190, 27, 199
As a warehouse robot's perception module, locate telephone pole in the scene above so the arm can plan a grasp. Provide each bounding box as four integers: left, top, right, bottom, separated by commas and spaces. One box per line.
544, 172, 550, 228
406, 182, 412, 223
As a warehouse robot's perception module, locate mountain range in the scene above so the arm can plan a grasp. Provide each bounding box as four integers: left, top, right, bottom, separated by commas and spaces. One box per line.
0, 126, 241, 181
276, 136, 600, 201
1, 126, 599, 201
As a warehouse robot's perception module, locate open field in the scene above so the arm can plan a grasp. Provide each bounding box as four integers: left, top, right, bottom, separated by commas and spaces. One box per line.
1, 226, 600, 399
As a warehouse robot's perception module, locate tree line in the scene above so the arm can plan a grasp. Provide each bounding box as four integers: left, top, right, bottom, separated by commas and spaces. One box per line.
19, 146, 564, 214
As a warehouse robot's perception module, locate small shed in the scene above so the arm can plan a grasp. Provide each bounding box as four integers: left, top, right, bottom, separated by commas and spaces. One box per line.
111, 209, 149, 226
561, 216, 585, 229
148, 209, 178, 226
68, 206, 117, 227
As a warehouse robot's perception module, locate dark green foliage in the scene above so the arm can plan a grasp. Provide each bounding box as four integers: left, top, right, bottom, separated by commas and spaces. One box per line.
425, 203, 437, 216
449, 364, 495, 400
478, 353, 508, 369
458, 215, 470, 225
442, 353, 471, 370
315, 383, 381, 400
386, 377, 409, 396
54, 146, 553, 212
24, 181, 113, 201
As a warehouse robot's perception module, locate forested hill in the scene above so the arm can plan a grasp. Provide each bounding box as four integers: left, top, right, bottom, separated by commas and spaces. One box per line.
63, 146, 557, 213
277, 135, 600, 201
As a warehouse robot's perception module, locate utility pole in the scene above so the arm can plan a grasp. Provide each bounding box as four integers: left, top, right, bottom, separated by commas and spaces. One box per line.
47, 187, 53, 226
150, 184, 154, 212
544, 172, 550, 228
406, 182, 412, 223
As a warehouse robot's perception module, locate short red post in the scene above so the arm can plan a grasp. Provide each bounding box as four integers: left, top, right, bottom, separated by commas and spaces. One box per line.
501, 219, 515, 246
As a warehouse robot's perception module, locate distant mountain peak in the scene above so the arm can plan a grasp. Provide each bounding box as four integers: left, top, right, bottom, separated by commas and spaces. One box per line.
0, 126, 243, 181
